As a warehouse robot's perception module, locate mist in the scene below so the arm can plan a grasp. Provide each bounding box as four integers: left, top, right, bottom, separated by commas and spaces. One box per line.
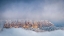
0, 0, 64, 27
0, 28, 64, 36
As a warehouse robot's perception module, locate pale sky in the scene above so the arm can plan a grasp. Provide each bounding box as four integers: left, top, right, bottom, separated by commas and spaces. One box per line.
0, 0, 64, 26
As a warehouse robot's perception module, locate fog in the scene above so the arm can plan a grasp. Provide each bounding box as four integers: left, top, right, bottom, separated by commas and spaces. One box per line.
0, 0, 64, 21
0, 28, 64, 36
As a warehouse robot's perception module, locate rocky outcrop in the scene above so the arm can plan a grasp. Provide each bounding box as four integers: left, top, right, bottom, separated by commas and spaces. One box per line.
38, 20, 54, 28
4, 20, 54, 28
1, 20, 64, 32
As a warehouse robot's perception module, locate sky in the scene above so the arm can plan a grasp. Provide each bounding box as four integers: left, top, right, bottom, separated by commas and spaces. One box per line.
0, 0, 64, 26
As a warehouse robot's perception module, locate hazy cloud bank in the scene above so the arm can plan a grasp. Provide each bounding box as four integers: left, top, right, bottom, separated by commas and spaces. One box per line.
0, 28, 64, 36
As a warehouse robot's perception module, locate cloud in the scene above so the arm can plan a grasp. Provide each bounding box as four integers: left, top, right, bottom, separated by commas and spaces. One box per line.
0, 0, 64, 22
0, 28, 64, 36
42, 1, 64, 21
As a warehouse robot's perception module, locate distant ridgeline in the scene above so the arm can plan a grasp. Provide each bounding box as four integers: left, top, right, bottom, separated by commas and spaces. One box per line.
0, 20, 64, 32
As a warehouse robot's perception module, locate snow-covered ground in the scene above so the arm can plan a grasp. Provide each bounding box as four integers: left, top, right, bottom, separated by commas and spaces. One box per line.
0, 28, 64, 36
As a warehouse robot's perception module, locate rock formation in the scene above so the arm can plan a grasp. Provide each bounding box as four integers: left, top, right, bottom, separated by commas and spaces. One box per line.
0, 20, 64, 32
4, 20, 54, 28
